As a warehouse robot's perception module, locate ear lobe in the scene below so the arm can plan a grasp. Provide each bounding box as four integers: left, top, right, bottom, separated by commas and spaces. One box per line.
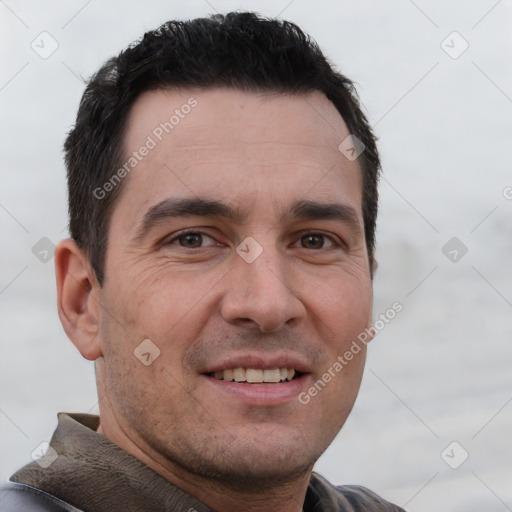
55, 239, 103, 361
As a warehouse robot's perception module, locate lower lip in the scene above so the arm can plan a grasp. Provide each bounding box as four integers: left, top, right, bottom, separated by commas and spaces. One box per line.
202, 374, 310, 406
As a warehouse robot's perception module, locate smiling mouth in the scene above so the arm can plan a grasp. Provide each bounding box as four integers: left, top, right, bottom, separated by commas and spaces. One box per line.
207, 368, 303, 383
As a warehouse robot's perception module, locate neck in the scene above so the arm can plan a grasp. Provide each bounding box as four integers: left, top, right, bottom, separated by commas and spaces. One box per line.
171, 472, 310, 512
97, 415, 310, 512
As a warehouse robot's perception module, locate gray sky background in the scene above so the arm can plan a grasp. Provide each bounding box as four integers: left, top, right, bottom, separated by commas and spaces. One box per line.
1, 1, 511, 511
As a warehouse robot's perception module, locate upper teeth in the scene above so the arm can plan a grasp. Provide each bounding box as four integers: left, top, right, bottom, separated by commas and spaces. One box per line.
213, 368, 296, 383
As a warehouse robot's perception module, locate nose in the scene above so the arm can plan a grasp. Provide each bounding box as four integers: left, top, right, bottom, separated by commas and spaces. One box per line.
220, 249, 305, 333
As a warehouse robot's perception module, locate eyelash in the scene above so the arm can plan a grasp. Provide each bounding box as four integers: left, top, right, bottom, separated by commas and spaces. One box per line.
165, 230, 344, 250
296, 231, 340, 250
167, 230, 218, 248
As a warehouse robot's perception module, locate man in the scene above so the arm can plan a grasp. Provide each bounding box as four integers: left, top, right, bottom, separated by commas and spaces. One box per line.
0, 12, 405, 512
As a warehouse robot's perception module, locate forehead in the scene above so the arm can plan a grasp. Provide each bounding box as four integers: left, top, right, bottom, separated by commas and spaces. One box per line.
113, 88, 363, 230
126, 87, 350, 150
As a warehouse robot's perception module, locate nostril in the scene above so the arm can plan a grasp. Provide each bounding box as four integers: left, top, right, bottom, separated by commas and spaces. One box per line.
236, 318, 256, 327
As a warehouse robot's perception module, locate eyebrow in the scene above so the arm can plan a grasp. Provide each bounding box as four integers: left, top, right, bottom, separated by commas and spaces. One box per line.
286, 199, 362, 235
134, 196, 362, 242
134, 197, 247, 241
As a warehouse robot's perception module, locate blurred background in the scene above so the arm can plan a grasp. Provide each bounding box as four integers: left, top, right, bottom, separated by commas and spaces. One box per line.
1, 1, 511, 510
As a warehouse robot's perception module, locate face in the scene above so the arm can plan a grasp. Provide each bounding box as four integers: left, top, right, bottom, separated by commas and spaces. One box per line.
96, 88, 373, 487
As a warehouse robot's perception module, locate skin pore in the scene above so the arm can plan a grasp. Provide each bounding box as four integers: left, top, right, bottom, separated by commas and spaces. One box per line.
55, 88, 374, 512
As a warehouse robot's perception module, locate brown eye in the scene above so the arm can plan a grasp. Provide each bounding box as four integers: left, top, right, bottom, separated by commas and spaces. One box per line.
167, 231, 220, 249
301, 234, 326, 249
178, 233, 204, 248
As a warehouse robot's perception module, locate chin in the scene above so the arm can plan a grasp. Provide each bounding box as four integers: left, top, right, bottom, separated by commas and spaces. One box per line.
168, 431, 326, 492
197, 454, 316, 493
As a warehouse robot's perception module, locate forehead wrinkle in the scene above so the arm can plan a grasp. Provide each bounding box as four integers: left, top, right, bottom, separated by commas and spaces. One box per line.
164, 142, 335, 149
158, 143, 341, 167
150, 145, 343, 179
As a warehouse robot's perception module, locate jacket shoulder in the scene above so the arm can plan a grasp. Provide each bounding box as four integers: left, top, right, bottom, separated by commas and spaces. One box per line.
307, 472, 406, 511
0, 482, 83, 512
335, 484, 407, 511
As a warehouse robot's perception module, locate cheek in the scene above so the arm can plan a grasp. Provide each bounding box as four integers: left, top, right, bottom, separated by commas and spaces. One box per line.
104, 261, 221, 358
305, 268, 373, 342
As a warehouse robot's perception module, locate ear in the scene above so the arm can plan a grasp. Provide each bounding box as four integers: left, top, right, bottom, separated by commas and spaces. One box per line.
55, 239, 103, 361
